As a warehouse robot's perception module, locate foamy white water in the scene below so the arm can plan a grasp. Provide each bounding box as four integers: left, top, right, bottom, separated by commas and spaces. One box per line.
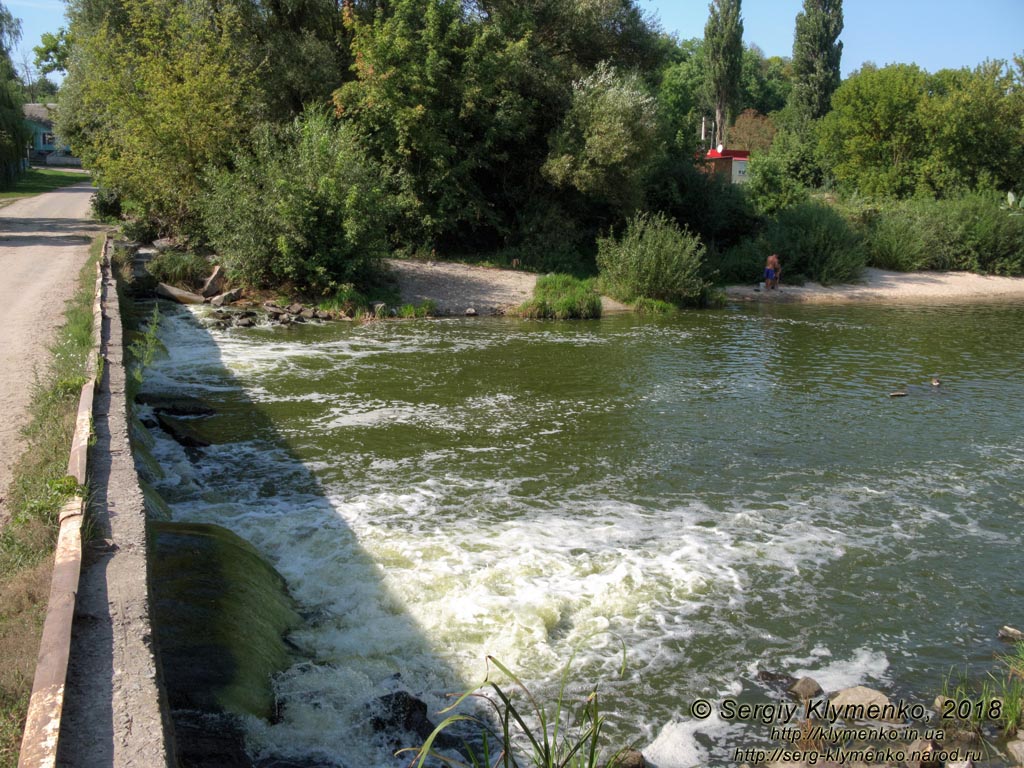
140, 302, 1024, 767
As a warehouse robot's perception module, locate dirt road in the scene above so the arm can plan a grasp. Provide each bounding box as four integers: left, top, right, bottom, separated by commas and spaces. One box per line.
0, 182, 99, 522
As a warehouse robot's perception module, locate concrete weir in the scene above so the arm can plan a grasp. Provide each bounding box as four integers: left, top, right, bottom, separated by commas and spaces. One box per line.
20, 237, 171, 768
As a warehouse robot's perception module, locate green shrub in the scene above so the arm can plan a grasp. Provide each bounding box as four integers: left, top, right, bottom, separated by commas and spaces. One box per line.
862, 193, 1024, 275
754, 202, 866, 285
147, 251, 212, 291
519, 274, 602, 319
91, 186, 123, 221
201, 110, 390, 293
596, 211, 710, 305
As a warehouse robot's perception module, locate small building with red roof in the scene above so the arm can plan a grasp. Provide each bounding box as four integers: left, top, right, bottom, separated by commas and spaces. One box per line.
702, 145, 750, 184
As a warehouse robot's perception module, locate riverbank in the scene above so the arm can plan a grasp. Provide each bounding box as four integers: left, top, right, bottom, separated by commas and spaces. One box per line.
726, 267, 1024, 304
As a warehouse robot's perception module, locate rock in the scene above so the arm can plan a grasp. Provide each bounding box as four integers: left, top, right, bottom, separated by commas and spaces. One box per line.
370, 691, 458, 749
200, 265, 225, 298
789, 677, 823, 701
315, 310, 332, 320
155, 413, 210, 448
210, 288, 242, 307
998, 626, 1024, 642
756, 669, 798, 689
234, 316, 256, 328
904, 738, 942, 768
300, 309, 315, 319
135, 393, 215, 417
465, 307, 478, 317
287, 303, 304, 315
614, 750, 646, 768
1007, 737, 1024, 765
156, 282, 205, 305
264, 304, 286, 317
829, 686, 898, 722
152, 237, 176, 252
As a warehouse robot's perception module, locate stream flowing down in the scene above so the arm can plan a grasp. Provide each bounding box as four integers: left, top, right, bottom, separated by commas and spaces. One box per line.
138, 300, 1024, 767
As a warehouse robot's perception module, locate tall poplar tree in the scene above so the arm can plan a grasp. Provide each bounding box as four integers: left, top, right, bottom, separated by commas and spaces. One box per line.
0, 2, 27, 188
790, 0, 843, 121
703, 0, 743, 147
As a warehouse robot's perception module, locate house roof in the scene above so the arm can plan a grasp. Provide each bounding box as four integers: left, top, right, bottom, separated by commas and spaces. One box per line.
705, 147, 750, 160
23, 103, 57, 126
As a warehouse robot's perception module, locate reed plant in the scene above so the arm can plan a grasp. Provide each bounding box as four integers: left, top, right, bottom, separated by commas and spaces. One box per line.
146, 251, 212, 292
404, 649, 629, 768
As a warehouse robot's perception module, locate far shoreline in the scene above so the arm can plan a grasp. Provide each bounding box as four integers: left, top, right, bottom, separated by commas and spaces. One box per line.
725, 267, 1024, 305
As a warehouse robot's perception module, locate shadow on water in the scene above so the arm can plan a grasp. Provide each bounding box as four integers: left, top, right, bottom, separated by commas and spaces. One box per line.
131, 299, 471, 768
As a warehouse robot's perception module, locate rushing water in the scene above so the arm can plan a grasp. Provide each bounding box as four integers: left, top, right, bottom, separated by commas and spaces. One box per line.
139, 300, 1024, 767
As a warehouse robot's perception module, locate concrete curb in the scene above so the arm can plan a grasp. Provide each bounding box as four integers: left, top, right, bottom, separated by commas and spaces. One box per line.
18, 236, 105, 768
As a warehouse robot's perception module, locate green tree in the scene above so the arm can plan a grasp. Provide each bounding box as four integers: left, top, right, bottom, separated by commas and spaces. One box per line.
543, 61, 662, 211
59, 0, 260, 233
817, 63, 928, 197
0, 2, 27, 188
918, 61, 1024, 196
33, 28, 73, 76
703, 0, 743, 147
790, 0, 843, 121
740, 44, 791, 116
658, 38, 705, 151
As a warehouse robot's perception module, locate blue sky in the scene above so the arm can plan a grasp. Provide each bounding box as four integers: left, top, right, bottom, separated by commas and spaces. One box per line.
642, 0, 1023, 77
5, 0, 1024, 81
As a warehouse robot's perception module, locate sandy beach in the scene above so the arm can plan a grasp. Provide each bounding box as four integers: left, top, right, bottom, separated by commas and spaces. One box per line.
725, 267, 1024, 304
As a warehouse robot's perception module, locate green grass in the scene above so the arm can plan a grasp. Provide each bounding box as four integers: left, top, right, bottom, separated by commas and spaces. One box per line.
405, 649, 631, 768
146, 251, 212, 292
519, 275, 602, 320
0, 168, 89, 201
0, 237, 100, 768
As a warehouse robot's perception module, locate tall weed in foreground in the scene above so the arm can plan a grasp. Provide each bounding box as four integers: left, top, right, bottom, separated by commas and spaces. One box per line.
405, 649, 630, 768
597, 211, 710, 306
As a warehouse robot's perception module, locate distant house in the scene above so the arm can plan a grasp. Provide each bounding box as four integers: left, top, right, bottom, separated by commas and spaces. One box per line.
702, 145, 749, 184
23, 103, 80, 167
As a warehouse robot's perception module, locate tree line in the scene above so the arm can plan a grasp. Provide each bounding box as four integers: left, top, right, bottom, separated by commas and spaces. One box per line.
46, 0, 1024, 295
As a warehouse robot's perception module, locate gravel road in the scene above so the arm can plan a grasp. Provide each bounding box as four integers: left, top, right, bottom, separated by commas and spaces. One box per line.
0, 182, 99, 523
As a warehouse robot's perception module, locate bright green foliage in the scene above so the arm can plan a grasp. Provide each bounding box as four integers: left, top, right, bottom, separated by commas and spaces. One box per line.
597, 211, 710, 305
543, 62, 662, 211
790, 0, 843, 121
703, 0, 743, 147
33, 28, 72, 76
741, 45, 792, 116
59, 0, 259, 234
746, 129, 812, 214
519, 274, 602, 320
201, 111, 389, 293
750, 202, 865, 284
817, 64, 928, 197
917, 61, 1024, 196
863, 193, 1024, 275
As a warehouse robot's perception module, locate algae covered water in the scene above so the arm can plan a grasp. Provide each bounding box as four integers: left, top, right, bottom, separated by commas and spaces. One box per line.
138, 300, 1024, 766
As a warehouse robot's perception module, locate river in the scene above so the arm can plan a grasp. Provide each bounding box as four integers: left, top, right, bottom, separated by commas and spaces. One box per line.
138, 300, 1024, 767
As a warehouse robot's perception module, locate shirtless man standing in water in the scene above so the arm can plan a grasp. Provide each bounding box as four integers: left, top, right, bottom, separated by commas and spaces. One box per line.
764, 253, 781, 290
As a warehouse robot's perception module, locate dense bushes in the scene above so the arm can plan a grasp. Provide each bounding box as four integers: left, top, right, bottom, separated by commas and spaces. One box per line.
720, 201, 865, 285
862, 193, 1024, 275
201, 112, 389, 293
596, 211, 711, 305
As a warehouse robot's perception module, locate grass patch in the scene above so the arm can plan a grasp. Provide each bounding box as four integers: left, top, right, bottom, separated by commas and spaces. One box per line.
0, 237, 100, 768
519, 274, 602, 319
0, 169, 89, 201
146, 251, 212, 292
